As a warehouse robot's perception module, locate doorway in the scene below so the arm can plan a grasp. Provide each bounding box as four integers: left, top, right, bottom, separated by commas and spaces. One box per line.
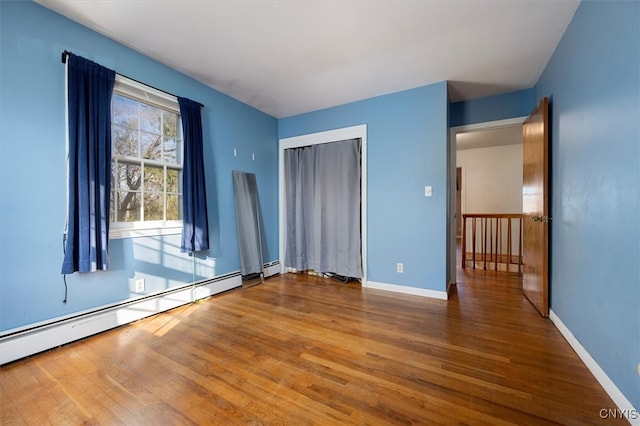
450, 117, 526, 281
278, 124, 368, 286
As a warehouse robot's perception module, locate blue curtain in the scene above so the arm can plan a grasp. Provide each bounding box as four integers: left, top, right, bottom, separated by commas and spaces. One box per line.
178, 97, 210, 252
62, 54, 115, 274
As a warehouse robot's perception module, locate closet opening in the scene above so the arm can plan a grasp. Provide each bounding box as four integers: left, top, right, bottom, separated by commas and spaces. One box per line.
278, 125, 368, 286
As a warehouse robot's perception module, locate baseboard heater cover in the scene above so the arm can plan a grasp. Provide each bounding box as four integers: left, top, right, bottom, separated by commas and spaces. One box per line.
263, 260, 281, 278
0, 265, 286, 365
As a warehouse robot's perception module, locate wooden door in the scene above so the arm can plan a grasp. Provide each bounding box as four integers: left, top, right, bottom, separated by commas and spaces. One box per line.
522, 97, 550, 317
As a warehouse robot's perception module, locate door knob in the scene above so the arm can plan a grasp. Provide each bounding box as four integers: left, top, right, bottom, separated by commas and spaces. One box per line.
533, 215, 552, 223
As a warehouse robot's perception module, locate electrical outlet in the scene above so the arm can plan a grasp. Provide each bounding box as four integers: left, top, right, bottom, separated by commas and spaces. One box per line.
134, 278, 145, 293
396, 263, 404, 273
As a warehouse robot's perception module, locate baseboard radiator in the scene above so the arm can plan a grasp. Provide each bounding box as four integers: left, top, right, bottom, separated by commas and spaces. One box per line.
0, 261, 280, 365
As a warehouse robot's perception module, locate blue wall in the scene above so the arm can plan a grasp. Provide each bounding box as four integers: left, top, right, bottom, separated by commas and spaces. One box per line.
450, 89, 534, 127
0, 1, 278, 331
534, 0, 639, 409
279, 82, 449, 292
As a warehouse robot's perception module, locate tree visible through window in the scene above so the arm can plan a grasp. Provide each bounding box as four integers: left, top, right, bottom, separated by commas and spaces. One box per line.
110, 87, 182, 227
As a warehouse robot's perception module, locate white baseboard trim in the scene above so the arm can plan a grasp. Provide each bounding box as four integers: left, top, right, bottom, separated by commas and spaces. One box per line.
365, 280, 448, 300
549, 309, 638, 425
0, 273, 243, 365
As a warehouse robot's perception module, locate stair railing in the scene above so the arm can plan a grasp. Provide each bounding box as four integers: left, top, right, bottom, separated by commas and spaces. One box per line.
461, 213, 523, 273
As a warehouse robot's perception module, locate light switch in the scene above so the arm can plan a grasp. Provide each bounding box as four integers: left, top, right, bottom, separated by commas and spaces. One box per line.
424, 186, 432, 197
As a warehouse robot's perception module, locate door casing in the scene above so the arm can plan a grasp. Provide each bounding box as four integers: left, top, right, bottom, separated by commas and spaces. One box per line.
278, 124, 368, 286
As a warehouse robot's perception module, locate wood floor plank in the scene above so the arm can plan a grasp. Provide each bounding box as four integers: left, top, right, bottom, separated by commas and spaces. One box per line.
1, 270, 626, 425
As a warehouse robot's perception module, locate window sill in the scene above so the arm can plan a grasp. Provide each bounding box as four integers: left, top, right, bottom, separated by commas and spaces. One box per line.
110, 225, 182, 239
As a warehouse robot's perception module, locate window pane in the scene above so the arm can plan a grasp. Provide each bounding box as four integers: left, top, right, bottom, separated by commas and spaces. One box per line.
163, 111, 180, 164
140, 131, 161, 160
144, 192, 164, 221
163, 111, 177, 138
117, 191, 141, 222
110, 190, 115, 223
111, 162, 116, 186
143, 164, 164, 221
166, 194, 182, 220
144, 165, 164, 193
163, 137, 179, 164
113, 125, 139, 157
166, 168, 180, 193
113, 95, 138, 130
117, 163, 141, 191
140, 103, 161, 135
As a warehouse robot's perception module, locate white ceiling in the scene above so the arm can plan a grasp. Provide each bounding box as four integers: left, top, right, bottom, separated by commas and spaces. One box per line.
35, 0, 579, 119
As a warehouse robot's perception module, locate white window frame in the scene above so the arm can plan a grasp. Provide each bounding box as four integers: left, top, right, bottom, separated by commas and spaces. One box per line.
110, 75, 183, 239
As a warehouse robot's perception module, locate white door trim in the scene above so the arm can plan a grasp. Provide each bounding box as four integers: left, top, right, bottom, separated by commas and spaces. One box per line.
450, 117, 526, 135
278, 124, 368, 285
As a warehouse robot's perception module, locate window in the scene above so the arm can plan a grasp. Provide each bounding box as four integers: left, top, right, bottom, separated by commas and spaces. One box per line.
110, 76, 183, 238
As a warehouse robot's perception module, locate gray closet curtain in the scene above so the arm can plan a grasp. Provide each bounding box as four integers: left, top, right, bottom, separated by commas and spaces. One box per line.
284, 138, 362, 278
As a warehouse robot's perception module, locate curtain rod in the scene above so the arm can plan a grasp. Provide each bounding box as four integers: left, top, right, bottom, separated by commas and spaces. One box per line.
61, 50, 204, 108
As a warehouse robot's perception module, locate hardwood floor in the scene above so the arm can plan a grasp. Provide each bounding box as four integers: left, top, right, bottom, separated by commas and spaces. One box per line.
1, 271, 623, 425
